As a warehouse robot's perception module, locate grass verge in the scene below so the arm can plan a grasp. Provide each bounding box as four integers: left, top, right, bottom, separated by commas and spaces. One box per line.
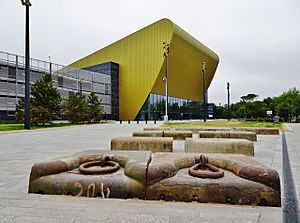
0, 122, 106, 131
163, 120, 284, 129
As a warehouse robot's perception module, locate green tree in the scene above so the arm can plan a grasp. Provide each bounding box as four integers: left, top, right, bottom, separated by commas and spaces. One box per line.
246, 101, 266, 118
241, 93, 259, 103
213, 104, 227, 119
263, 97, 275, 114
274, 88, 300, 121
15, 73, 62, 125
30, 73, 62, 125
15, 97, 25, 123
230, 101, 245, 119
237, 93, 259, 118
63, 92, 86, 123
86, 92, 104, 122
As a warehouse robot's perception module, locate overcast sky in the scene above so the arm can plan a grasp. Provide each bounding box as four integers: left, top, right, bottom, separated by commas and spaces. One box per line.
1, 0, 299, 104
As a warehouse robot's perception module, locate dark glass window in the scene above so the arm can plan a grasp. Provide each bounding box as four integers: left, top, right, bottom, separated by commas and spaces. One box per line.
136, 93, 209, 121
58, 76, 63, 88
8, 67, 16, 79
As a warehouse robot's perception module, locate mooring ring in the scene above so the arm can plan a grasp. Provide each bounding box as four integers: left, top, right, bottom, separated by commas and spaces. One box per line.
188, 163, 224, 178
79, 160, 120, 174
188, 154, 224, 178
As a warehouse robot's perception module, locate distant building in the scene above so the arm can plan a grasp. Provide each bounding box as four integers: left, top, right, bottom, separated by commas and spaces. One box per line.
0, 51, 112, 121
71, 18, 219, 121
0, 18, 219, 122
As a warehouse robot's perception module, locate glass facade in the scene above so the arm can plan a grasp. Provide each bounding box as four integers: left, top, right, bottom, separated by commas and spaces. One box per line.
137, 93, 208, 121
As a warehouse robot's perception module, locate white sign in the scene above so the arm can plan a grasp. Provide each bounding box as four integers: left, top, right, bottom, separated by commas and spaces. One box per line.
267, 110, 273, 115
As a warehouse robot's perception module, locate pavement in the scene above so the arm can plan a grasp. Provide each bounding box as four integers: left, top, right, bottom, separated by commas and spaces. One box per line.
0, 122, 299, 223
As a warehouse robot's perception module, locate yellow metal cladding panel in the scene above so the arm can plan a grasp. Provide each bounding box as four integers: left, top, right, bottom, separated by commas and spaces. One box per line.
70, 19, 173, 120
151, 23, 219, 101
69, 18, 219, 120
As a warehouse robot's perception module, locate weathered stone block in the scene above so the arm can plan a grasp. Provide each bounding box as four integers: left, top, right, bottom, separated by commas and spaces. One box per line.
199, 130, 257, 141
29, 151, 281, 206
111, 137, 173, 152
146, 152, 280, 206
133, 130, 192, 140
175, 126, 279, 135
185, 138, 254, 156
199, 130, 230, 139
133, 131, 163, 137
163, 130, 192, 140
175, 126, 231, 133
234, 127, 279, 135
28, 150, 151, 199
144, 127, 171, 131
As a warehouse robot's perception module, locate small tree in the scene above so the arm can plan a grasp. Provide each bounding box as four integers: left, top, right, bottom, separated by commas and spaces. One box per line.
15, 97, 25, 123
63, 92, 86, 123
275, 88, 300, 121
241, 93, 259, 103
86, 92, 104, 122
31, 73, 62, 124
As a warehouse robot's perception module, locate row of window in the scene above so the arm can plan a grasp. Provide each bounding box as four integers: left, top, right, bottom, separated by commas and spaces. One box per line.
137, 93, 206, 120
0, 64, 111, 85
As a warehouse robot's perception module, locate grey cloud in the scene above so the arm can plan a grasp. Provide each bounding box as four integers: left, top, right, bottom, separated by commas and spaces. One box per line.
0, 0, 299, 104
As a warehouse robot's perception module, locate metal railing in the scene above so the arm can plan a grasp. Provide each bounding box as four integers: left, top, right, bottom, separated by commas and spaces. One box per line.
0, 51, 112, 122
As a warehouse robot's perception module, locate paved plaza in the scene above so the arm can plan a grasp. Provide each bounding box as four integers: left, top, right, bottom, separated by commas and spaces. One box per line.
0, 122, 299, 223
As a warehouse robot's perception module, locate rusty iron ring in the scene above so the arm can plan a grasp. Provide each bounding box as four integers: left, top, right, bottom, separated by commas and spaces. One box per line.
188, 155, 224, 178
79, 160, 120, 174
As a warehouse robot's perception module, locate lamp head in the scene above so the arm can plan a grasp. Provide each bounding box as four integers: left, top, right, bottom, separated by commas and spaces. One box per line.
21, 0, 31, 6
202, 62, 206, 70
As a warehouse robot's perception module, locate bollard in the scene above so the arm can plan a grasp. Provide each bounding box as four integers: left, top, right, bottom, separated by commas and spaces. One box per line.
128, 119, 130, 124
120, 120, 122, 124
137, 120, 139, 124
154, 119, 156, 124
146, 120, 148, 124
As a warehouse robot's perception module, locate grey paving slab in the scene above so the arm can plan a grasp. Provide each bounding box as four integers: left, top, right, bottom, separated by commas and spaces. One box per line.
258, 207, 282, 223
107, 213, 170, 223
0, 122, 287, 223
13, 216, 74, 223
0, 215, 15, 223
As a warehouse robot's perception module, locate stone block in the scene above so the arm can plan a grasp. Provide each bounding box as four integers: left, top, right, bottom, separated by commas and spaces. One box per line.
163, 130, 192, 140
111, 137, 173, 152
175, 126, 279, 135
29, 151, 281, 207
144, 127, 171, 131
185, 138, 254, 156
199, 130, 257, 141
146, 152, 281, 206
175, 126, 232, 133
28, 150, 152, 199
234, 127, 279, 135
133, 131, 163, 137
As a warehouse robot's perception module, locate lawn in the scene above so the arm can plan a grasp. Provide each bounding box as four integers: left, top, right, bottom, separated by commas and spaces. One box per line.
163, 120, 284, 129
0, 124, 25, 131
0, 122, 106, 131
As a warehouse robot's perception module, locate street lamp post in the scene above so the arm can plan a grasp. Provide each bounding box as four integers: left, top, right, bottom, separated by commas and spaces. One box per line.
48, 56, 52, 75
202, 62, 207, 122
21, 0, 32, 130
227, 82, 230, 121
163, 41, 170, 123
79, 78, 84, 92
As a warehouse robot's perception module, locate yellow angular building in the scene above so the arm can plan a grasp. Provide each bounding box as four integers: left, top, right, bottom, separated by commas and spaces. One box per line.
70, 18, 219, 121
